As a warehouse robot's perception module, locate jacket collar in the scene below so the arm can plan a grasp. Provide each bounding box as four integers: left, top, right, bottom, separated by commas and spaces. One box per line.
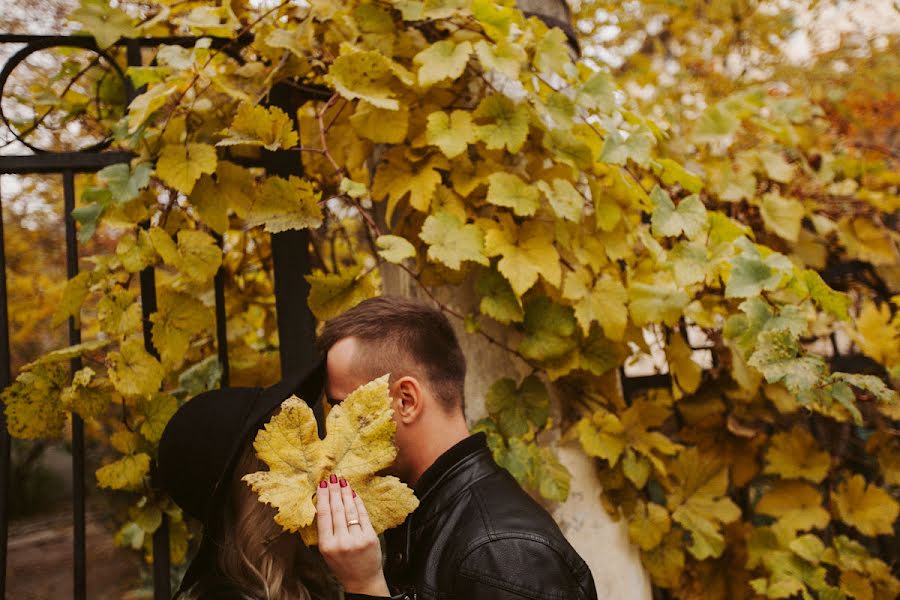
413, 432, 489, 501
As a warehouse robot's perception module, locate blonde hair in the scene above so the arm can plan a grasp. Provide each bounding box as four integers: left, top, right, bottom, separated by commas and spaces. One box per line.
211, 441, 333, 600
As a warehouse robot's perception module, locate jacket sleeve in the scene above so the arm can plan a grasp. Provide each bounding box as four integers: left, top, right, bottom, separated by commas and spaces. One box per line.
453, 537, 597, 600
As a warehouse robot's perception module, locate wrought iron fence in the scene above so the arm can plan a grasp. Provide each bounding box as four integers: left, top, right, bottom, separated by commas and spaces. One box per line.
0, 33, 328, 600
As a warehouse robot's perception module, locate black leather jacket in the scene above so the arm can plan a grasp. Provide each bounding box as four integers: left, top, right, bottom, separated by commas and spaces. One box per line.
378, 433, 598, 600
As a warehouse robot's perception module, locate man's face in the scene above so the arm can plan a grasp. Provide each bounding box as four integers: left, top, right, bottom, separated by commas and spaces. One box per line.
324, 337, 411, 480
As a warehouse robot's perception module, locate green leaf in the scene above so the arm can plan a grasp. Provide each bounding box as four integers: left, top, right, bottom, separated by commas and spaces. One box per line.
628, 281, 690, 327
474, 39, 526, 79
518, 297, 577, 362
650, 187, 707, 239
419, 211, 488, 270
801, 270, 850, 321
98, 163, 152, 204
72, 196, 109, 243
536, 445, 571, 502
600, 126, 653, 167
725, 239, 791, 298
475, 268, 523, 324
485, 375, 550, 438
580, 326, 627, 376
748, 329, 826, 393
577, 70, 616, 113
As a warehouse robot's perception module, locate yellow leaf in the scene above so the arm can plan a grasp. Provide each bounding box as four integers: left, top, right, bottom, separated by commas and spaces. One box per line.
755, 480, 830, 533
150, 291, 214, 369
562, 268, 628, 341
667, 448, 741, 560
413, 40, 472, 87
243, 376, 418, 545
426, 110, 477, 159
372, 150, 447, 222
832, 474, 899, 536
376, 235, 416, 264
156, 143, 217, 194
764, 427, 831, 483
218, 103, 298, 151
116, 229, 156, 273
96, 453, 151, 491
474, 94, 529, 153
485, 172, 540, 217
108, 339, 164, 398
537, 178, 585, 222
484, 215, 561, 296
149, 227, 222, 283
351, 102, 409, 144
419, 211, 488, 270
628, 500, 671, 551
139, 393, 178, 444
759, 192, 804, 243
1, 362, 69, 440
326, 43, 413, 110
189, 161, 256, 234
247, 175, 323, 233
61, 366, 113, 421
642, 529, 685, 589
304, 265, 380, 321
837, 217, 899, 266
848, 300, 900, 368
667, 334, 702, 396
628, 280, 690, 327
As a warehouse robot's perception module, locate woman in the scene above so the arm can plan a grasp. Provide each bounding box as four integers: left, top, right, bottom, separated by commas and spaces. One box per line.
157, 360, 391, 599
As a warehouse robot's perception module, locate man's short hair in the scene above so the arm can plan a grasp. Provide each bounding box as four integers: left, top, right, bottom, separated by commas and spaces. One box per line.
316, 296, 467, 412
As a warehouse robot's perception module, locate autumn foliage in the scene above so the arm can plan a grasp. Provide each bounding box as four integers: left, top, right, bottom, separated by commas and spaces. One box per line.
1, 1, 898, 598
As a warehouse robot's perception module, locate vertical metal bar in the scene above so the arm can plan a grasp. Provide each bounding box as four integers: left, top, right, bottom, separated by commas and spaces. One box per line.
124, 38, 171, 600
0, 179, 13, 598
213, 234, 229, 388
64, 169, 87, 600
266, 83, 317, 380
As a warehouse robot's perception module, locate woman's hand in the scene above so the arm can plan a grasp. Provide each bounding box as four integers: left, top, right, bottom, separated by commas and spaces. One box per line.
316, 474, 390, 597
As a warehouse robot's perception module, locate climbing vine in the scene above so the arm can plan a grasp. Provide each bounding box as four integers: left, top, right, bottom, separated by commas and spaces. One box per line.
2, 1, 898, 597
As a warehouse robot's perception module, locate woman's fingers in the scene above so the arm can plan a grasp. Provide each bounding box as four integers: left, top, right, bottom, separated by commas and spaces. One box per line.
316, 479, 333, 540
339, 478, 361, 531
352, 488, 376, 535
328, 474, 348, 537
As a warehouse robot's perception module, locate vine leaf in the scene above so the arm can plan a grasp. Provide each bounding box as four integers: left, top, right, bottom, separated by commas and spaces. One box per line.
244, 376, 419, 545
832, 474, 899, 536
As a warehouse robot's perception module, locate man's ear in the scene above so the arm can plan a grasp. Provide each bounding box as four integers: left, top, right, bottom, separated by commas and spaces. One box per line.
393, 376, 424, 424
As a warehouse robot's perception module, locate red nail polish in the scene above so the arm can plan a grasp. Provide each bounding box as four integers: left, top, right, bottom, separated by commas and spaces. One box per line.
352, 490, 357, 498
319, 480, 327, 488
329, 474, 337, 484
340, 478, 348, 488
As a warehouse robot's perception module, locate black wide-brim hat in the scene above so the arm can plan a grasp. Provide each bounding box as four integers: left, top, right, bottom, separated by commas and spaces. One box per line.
158, 357, 326, 595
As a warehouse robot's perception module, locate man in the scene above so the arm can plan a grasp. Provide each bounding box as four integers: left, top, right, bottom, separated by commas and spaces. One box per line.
317, 296, 598, 600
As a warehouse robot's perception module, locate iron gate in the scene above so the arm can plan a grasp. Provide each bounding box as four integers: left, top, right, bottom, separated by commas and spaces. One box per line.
0, 32, 329, 600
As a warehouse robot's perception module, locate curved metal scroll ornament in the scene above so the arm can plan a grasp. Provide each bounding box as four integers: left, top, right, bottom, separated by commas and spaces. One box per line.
0, 37, 132, 154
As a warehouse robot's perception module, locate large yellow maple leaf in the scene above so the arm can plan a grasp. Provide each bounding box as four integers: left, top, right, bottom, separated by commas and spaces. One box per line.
243, 375, 418, 545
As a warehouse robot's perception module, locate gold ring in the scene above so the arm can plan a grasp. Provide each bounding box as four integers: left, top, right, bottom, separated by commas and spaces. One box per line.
347, 519, 361, 526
